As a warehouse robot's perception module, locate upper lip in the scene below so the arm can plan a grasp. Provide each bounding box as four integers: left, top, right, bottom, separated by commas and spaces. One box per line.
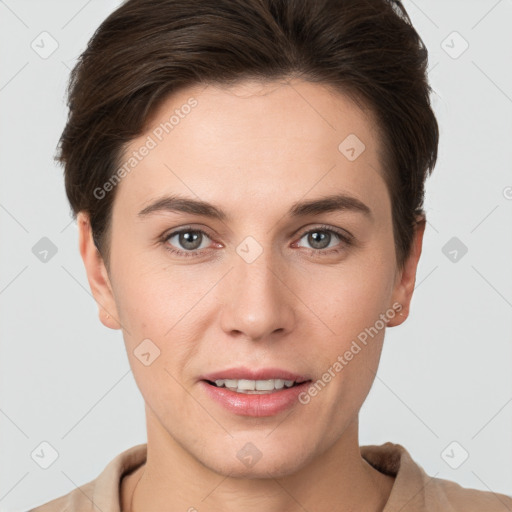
199, 367, 311, 383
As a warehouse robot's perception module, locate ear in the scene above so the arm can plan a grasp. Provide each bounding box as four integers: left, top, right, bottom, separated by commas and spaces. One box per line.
387, 217, 426, 327
77, 211, 121, 330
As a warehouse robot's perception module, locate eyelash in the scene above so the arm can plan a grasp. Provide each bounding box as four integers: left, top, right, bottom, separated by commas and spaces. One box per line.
161, 225, 353, 259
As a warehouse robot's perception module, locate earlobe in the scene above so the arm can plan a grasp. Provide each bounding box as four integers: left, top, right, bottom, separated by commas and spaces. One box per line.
77, 211, 122, 330
387, 217, 426, 328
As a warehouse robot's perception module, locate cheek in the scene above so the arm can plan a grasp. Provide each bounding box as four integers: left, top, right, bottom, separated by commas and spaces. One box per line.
110, 258, 213, 383
304, 255, 395, 339
112, 239, 396, 349
113, 273, 169, 337
295, 252, 396, 408
110, 247, 200, 335
111, 265, 203, 415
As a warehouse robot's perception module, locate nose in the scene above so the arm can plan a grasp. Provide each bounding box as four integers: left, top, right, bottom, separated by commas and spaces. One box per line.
218, 245, 296, 342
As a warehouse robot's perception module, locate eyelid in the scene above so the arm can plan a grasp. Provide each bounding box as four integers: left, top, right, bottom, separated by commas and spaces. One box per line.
161, 225, 218, 251
296, 224, 353, 243
161, 224, 354, 257
291, 225, 354, 257
162, 224, 216, 241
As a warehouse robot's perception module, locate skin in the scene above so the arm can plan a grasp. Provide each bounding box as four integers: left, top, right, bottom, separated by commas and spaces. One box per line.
77, 78, 425, 512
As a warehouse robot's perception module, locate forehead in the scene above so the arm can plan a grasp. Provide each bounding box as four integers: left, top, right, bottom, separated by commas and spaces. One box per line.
114, 78, 388, 220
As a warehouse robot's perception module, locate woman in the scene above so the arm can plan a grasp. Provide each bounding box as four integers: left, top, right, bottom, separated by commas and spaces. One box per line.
28, 0, 512, 510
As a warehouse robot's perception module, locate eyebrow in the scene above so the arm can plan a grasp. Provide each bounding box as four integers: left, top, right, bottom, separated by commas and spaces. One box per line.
137, 193, 372, 221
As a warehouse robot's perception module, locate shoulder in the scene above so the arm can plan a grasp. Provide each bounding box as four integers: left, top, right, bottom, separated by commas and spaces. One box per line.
27, 484, 89, 512
426, 474, 512, 511
27, 444, 147, 512
361, 441, 512, 511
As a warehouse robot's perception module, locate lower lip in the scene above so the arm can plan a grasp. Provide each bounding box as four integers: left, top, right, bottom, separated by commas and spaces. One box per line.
200, 380, 311, 417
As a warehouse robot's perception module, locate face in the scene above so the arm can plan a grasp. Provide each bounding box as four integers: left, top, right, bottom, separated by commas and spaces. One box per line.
79, 78, 423, 478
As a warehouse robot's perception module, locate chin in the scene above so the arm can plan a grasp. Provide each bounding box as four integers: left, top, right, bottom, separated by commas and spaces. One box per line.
201, 440, 312, 479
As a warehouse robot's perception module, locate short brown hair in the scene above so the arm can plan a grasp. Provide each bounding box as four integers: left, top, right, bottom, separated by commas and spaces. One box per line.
57, 0, 438, 270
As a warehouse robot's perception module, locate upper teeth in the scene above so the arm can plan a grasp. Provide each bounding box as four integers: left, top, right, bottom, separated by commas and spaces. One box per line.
214, 379, 296, 392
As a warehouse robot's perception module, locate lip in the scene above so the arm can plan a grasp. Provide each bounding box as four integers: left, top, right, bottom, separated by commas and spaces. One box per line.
199, 380, 312, 417
199, 367, 311, 383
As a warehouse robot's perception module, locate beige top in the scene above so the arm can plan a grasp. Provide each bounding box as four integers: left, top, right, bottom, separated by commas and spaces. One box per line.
28, 441, 512, 511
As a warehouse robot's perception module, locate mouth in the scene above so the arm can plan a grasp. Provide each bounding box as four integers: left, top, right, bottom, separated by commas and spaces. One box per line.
198, 367, 313, 415
203, 378, 311, 394
200, 377, 313, 416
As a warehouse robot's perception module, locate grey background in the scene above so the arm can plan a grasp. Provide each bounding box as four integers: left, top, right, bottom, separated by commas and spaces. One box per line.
1, 1, 511, 510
